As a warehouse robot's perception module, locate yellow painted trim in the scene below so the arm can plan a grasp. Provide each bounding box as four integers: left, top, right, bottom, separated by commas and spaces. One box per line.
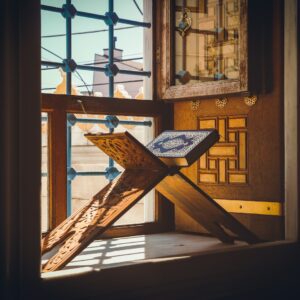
215, 199, 283, 216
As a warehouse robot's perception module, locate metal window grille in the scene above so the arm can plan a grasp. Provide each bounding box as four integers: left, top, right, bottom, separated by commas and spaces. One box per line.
41, 0, 151, 215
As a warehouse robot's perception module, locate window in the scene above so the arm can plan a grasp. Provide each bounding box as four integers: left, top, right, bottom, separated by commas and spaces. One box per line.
41, 0, 173, 233
1, 0, 299, 298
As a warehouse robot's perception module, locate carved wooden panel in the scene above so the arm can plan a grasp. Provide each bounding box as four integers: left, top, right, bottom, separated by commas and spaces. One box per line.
85, 132, 166, 170
198, 116, 248, 184
41, 169, 165, 272
42, 131, 259, 273
156, 171, 259, 244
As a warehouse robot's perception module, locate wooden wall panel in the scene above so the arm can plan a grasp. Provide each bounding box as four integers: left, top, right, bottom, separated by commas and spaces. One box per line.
173, 0, 284, 241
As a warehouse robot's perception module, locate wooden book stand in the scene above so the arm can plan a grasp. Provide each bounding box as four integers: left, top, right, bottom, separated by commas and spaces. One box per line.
41, 130, 260, 272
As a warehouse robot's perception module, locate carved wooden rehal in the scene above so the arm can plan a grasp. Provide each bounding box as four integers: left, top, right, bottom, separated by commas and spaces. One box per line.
41, 131, 260, 272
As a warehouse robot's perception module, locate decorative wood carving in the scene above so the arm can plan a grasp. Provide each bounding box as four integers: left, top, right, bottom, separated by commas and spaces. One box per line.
85, 132, 166, 170
198, 116, 248, 184
42, 130, 259, 273
191, 100, 200, 111
42, 169, 166, 272
215, 98, 228, 109
244, 95, 257, 106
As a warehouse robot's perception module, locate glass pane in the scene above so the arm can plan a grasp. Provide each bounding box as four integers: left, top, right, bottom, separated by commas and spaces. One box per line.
71, 114, 154, 225
41, 113, 49, 232
72, 0, 107, 15
71, 16, 108, 94
41, 0, 148, 98
41, 0, 64, 6
41, 0, 154, 231
174, 0, 240, 85
115, 0, 144, 21
41, 4, 66, 94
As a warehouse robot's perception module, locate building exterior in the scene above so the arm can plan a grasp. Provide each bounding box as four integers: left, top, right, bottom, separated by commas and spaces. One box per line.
92, 48, 144, 99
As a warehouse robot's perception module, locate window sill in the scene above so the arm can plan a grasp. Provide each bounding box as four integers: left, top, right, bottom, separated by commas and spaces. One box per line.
40, 232, 300, 299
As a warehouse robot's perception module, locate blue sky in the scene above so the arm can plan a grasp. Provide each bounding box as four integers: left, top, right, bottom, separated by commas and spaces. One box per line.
41, 0, 144, 93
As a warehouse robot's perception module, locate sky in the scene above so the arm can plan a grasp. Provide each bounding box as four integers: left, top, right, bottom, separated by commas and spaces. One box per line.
41, 0, 145, 93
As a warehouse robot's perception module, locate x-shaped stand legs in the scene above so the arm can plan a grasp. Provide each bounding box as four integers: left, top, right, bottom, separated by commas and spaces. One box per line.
42, 131, 259, 272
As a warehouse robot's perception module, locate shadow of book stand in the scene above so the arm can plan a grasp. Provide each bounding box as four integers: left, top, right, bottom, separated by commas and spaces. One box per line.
41, 130, 260, 272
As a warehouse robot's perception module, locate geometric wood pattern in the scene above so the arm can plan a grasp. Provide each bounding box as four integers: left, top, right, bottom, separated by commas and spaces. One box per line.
41, 131, 260, 273
198, 116, 248, 184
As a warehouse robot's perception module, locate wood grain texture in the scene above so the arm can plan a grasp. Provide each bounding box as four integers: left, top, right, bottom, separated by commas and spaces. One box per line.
85, 132, 166, 170
42, 169, 166, 272
284, 0, 299, 241
173, 0, 284, 241
42, 132, 168, 272
41, 93, 172, 117
48, 110, 67, 227
156, 172, 260, 244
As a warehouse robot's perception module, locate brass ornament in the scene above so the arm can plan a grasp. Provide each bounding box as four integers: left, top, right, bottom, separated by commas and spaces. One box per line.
244, 95, 257, 106
191, 100, 200, 111
216, 98, 228, 108
178, 8, 192, 37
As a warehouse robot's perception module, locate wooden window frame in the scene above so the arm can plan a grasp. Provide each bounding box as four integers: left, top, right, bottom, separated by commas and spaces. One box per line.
41, 93, 175, 236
